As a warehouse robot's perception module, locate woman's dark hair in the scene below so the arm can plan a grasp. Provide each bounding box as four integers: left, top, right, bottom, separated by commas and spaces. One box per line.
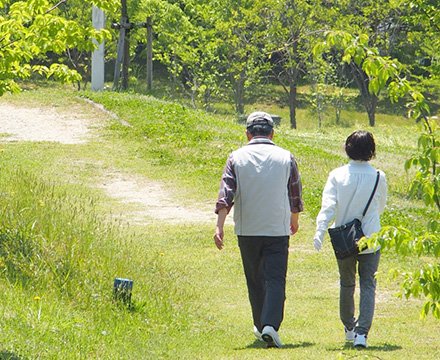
247, 124, 273, 137
344, 130, 376, 161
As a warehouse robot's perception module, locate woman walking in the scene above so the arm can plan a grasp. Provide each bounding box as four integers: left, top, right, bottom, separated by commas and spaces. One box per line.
313, 130, 387, 348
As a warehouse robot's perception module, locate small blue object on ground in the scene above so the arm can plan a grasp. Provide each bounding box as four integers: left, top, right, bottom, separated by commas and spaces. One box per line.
113, 278, 133, 305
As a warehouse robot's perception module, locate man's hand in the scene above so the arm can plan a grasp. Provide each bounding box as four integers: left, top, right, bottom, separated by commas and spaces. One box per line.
214, 227, 224, 250
290, 212, 299, 235
214, 208, 228, 250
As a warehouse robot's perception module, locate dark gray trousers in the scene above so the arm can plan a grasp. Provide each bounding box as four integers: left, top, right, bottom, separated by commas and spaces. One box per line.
238, 235, 289, 332
337, 251, 381, 335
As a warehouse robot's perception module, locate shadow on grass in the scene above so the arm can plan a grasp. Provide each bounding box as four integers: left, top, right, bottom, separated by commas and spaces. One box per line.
238, 340, 314, 350
329, 342, 402, 352
0, 351, 26, 360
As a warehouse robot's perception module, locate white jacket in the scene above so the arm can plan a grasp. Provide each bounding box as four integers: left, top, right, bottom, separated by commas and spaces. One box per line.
316, 160, 388, 254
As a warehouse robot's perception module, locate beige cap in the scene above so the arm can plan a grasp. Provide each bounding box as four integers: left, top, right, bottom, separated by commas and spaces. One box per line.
246, 111, 274, 128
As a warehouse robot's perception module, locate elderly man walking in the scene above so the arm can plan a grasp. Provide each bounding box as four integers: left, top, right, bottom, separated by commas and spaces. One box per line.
214, 111, 303, 348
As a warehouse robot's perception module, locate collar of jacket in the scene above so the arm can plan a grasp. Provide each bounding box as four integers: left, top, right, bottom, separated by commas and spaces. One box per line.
247, 137, 275, 146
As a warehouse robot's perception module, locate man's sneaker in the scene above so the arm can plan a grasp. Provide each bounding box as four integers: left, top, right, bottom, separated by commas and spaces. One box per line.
345, 327, 355, 341
353, 333, 367, 348
253, 326, 263, 341
261, 325, 283, 348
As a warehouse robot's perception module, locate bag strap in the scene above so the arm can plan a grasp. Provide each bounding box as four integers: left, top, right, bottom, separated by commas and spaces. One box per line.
362, 171, 380, 217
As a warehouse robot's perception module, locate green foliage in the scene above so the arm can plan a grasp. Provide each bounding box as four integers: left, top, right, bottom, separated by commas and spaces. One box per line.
404, 119, 440, 210
0, 0, 116, 94
0, 227, 39, 286
262, 0, 329, 128
133, 0, 270, 113
0, 167, 108, 299
385, 115, 440, 318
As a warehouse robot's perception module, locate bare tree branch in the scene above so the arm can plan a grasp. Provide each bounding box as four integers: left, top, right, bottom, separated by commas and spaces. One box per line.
44, 0, 68, 14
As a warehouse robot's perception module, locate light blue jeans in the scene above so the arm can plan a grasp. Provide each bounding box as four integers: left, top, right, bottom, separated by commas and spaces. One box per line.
337, 251, 381, 335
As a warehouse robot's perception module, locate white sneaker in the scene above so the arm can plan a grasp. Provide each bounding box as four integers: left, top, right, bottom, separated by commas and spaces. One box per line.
345, 327, 355, 341
261, 325, 283, 348
253, 326, 263, 341
353, 333, 367, 348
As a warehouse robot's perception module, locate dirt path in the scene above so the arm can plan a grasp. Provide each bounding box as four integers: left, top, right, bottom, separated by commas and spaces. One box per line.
0, 102, 218, 224
0, 103, 92, 144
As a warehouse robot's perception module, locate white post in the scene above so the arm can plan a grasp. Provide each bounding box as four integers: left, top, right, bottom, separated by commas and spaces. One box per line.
146, 17, 153, 91
92, 6, 105, 92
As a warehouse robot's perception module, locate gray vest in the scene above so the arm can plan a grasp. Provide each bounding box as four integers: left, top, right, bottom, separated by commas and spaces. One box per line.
232, 141, 292, 236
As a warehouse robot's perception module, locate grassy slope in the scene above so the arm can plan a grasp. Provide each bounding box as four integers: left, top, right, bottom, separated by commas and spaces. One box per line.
0, 85, 438, 359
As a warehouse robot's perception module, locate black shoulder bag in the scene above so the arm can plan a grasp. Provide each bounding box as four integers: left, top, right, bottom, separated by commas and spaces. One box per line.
328, 171, 380, 260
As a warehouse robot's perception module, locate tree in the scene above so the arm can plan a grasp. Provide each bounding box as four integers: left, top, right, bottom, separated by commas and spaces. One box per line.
134, 0, 222, 108
400, 0, 440, 98
211, 0, 268, 115
51, 0, 120, 89
308, 59, 330, 128
0, 0, 117, 96
331, 0, 407, 126
262, 0, 331, 129
135, 0, 269, 114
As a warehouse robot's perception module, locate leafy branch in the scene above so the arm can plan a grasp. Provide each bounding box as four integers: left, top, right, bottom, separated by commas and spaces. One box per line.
0, 0, 115, 94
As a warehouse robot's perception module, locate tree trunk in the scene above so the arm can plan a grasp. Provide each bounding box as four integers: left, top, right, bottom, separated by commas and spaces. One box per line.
146, 17, 153, 91
121, 28, 130, 90
360, 85, 377, 127
233, 74, 245, 115
351, 62, 377, 127
120, 0, 129, 90
171, 53, 177, 98
289, 79, 297, 129
366, 98, 377, 127
289, 68, 298, 129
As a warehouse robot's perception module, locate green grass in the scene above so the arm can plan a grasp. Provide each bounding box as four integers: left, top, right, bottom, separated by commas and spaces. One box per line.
0, 84, 438, 359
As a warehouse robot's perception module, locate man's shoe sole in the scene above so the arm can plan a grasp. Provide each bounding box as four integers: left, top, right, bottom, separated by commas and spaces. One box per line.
262, 334, 281, 348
